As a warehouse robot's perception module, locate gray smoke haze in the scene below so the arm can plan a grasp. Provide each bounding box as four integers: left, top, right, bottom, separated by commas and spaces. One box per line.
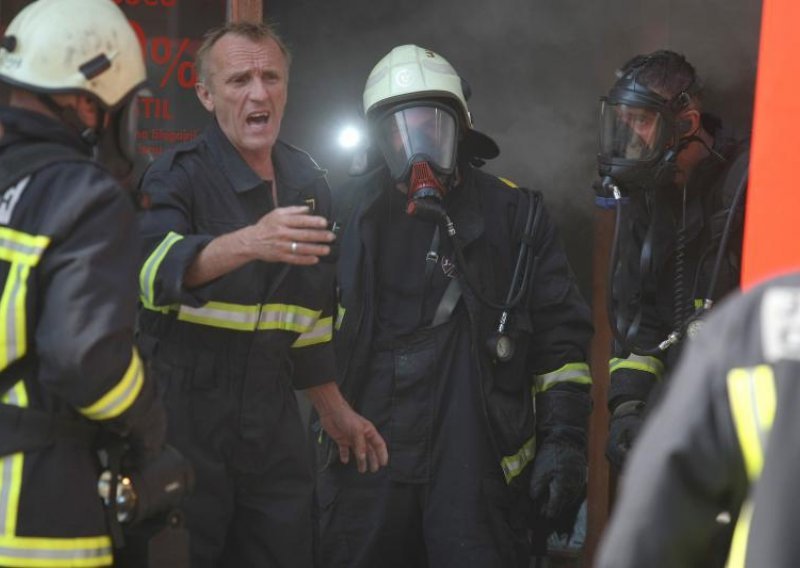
268, 0, 761, 297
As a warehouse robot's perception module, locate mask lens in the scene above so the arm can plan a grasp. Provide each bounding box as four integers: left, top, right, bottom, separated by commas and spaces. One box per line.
599, 101, 667, 162
375, 105, 458, 180
119, 88, 150, 161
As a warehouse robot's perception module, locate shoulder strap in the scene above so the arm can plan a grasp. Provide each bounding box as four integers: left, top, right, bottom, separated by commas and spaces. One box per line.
0, 142, 91, 191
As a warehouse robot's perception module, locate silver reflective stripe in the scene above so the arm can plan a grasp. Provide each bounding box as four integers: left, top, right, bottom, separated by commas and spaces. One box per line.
139, 232, 184, 310
727, 365, 776, 481
335, 304, 346, 331
726, 365, 777, 567
79, 353, 144, 421
0, 239, 44, 262
258, 306, 318, 332
500, 436, 536, 484
0, 382, 24, 536
2, 264, 26, 368
177, 303, 259, 330
609, 354, 665, 379
292, 317, 333, 348
162, 301, 326, 335
0, 541, 112, 561
0, 229, 49, 267
0, 453, 11, 535
533, 362, 592, 393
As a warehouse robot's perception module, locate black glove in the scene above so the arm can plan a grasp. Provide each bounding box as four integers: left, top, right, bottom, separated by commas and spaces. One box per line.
122, 377, 167, 469
529, 433, 587, 536
605, 399, 646, 472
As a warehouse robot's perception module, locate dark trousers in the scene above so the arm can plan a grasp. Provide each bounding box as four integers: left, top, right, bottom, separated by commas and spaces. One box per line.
316, 318, 529, 568
156, 355, 314, 568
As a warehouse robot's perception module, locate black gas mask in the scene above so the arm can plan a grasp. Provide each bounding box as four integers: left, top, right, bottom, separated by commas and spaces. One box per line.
94, 90, 152, 193
372, 102, 459, 221
597, 70, 694, 194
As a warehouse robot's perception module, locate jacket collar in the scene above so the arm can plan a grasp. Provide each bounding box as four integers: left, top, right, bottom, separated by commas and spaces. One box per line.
0, 106, 93, 155
443, 164, 485, 249
204, 118, 327, 203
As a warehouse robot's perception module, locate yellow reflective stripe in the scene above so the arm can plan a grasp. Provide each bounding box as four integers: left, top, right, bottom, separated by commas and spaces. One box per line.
0, 534, 112, 567
0, 229, 49, 371
533, 362, 592, 393
726, 500, 754, 568
0, 228, 50, 267
725, 366, 777, 568
156, 299, 327, 336
139, 232, 184, 310
694, 298, 704, 310
500, 436, 535, 484
257, 304, 320, 333
497, 177, 519, 188
0, 381, 27, 537
178, 301, 260, 331
609, 354, 665, 379
78, 351, 144, 421
335, 304, 346, 331
292, 316, 333, 348
727, 365, 776, 481
0, 263, 30, 370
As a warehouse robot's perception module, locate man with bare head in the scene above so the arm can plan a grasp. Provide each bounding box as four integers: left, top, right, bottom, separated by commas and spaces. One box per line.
137, 22, 387, 567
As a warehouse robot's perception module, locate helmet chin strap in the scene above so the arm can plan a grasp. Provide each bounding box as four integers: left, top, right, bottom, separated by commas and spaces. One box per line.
36, 93, 102, 147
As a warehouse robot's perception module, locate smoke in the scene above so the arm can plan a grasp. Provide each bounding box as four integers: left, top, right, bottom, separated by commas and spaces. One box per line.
268, 0, 761, 297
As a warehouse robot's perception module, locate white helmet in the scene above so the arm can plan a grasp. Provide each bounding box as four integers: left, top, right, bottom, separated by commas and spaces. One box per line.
362, 44, 498, 166
0, 0, 146, 109
363, 44, 472, 128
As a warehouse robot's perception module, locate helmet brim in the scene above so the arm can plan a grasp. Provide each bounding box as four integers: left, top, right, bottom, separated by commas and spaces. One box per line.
461, 129, 499, 160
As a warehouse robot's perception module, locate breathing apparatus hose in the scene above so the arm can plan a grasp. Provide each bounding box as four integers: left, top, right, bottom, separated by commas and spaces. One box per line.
441, 188, 540, 312
605, 163, 747, 356
672, 185, 690, 333
604, 179, 664, 356
702, 169, 748, 308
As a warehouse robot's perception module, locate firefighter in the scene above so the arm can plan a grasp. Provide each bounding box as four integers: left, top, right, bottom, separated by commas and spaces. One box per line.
136, 22, 388, 568
597, 270, 800, 567
0, 0, 166, 566
314, 44, 593, 568
599, 50, 750, 471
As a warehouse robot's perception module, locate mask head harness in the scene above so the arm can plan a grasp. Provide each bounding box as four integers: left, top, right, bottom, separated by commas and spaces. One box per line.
597, 53, 699, 194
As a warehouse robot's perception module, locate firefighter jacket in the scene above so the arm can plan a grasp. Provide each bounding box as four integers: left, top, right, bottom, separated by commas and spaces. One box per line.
597, 271, 800, 568
137, 119, 336, 426
0, 106, 164, 567
330, 164, 593, 489
608, 129, 750, 412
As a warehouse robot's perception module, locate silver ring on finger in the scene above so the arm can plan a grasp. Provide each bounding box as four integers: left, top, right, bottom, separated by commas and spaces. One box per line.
291, 241, 298, 253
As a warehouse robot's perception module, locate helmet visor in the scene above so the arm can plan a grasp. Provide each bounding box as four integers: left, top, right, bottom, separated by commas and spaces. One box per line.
599, 100, 669, 162
374, 104, 458, 180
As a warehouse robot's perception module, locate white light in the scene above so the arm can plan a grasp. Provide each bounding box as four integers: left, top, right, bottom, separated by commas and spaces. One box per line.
338, 126, 362, 149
